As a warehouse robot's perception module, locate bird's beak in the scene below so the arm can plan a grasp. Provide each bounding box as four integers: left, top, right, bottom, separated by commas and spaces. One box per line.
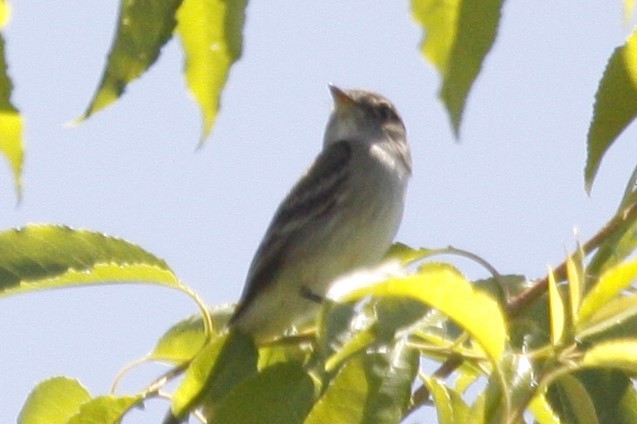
329, 84, 354, 107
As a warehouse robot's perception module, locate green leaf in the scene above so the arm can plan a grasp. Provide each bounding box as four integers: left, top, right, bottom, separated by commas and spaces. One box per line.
585, 27, 637, 191
149, 305, 234, 364
19, 377, 91, 424
67, 395, 142, 424
467, 392, 486, 424
176, 0, 246, 144
169, 331, 257, 422
588, 167, 637, 277
471, 352, 536, 424
384, 242, 433, 264
0, 225, 180, 297
79, 0, 183, 120
257, 341, 314, 371
332, 263, 508, 365
577, 293, 637, 340
411, 0, 504, 135
578, 259, 637, 323
550, 374, 599, 424
566, 247, 584, 324
214, 362, 315, 424
548, 267, 565, 346
627, 0, 635, 24
320, 296, 428, 373
0, 1, 10, 28
528, 391, 562, 424
0, 31, 24, 199
305, 342, 418, 424
424, 377, 470, 424
582, 340, 637, 373
548, 369, 637, 424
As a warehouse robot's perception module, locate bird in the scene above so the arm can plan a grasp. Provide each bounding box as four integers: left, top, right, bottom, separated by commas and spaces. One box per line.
228, 84, 412, 344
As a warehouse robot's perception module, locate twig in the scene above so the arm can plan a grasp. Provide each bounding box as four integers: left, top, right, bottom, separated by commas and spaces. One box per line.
505, 200, 637, 316
405, 355, 464, 417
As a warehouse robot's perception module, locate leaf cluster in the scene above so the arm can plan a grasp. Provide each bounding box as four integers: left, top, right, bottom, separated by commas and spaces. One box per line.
0, 0, 636, 423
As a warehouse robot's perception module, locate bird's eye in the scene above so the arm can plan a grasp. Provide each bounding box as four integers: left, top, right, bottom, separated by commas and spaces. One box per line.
376, 104, 396, 121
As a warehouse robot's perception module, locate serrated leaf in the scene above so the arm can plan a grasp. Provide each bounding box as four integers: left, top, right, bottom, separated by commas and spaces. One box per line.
0, 31, 24, 199
411, 0, 504, 135
588, 167, 637, 277
19, 377, 91, 424
579, 259, 637, 323
68, 395, 141, 424
79, 0, 183, 120
585, 27, 637, 191
332, 264, 508, 365
169, 331, 257, 422
0, 225, 180, 297
176, 0, 246, 144
424, 377, 470, 424
305, 342, 418, 424
548, 267, 565, 346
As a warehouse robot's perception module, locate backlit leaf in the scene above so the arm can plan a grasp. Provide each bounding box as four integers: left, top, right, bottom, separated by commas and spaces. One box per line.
585, 27, 637, 191
176, 0, 246, 144
79, 0, 183, 120
579, 259, 637, 323
582, 340, 637, 374
548, 267, 565, 345
169, 331, 257, 422
149, 305, 234, 364
0, 30, 23, 199
68, 395, 142, 424
588, 167, 637, 277
19, 377, 91, 424
425, 377, 470, 424
411, 0, 504, 135
305, 341, 418, 424
332, 263, 508, 364
0, 225, 180, 297
529, 391, 562, 424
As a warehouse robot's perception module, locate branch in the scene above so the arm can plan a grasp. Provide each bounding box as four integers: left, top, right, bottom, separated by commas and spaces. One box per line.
405, 355, 464, 417
505, 200, 637, 316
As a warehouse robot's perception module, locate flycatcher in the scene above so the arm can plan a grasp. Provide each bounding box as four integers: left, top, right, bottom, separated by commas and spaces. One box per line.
229, 85, 411, 343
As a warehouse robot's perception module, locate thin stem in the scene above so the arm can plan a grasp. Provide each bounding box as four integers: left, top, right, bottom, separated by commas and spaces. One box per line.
110, 357, 149, 394
178, 280, 214, 342
416, 246, 503, 280
142, 362, 189, 397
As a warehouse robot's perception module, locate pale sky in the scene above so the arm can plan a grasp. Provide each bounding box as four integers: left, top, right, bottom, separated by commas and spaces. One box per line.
1, 1, 634, 422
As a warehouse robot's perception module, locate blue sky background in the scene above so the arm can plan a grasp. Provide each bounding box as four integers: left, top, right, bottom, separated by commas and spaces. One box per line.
0, 1, 635, 422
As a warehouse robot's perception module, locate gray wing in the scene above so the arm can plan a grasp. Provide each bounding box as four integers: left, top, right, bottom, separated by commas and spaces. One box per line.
230, 140, 352, 323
